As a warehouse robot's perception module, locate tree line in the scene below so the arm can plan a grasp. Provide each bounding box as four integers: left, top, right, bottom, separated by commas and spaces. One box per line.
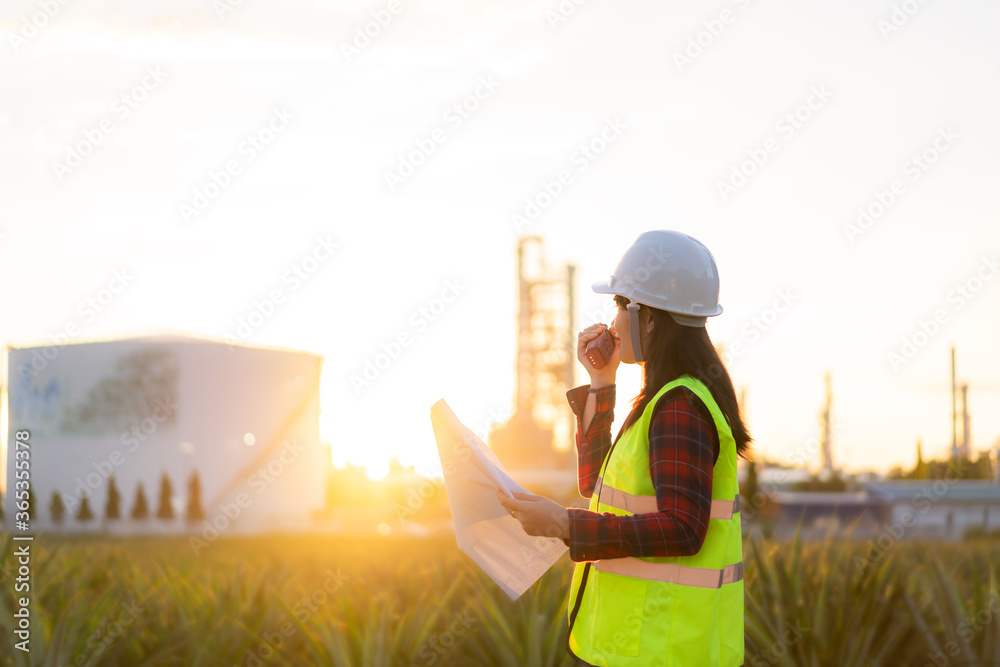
1, 472, 206, 526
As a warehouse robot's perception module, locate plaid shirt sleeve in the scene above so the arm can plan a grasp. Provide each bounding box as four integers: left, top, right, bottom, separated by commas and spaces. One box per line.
565, 386, 719, 562
566, 383, 618, 498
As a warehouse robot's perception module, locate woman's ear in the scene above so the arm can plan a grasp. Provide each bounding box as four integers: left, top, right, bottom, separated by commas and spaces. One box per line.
642, 307, 655, 334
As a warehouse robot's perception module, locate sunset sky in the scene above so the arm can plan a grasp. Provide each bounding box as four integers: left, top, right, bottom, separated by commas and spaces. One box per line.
2, 0, 999, 480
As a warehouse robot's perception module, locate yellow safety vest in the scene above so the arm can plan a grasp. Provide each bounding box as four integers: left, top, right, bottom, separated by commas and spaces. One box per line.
567, 375, 744, 667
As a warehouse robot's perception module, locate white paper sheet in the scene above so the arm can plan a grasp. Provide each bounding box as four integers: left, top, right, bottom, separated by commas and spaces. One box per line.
430, 399, 568, 600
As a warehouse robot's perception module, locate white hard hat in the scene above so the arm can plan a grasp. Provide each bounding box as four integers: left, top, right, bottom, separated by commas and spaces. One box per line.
592, 230, 722, 360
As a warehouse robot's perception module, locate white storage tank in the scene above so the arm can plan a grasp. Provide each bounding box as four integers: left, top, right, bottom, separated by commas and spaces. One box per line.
3, 334, 325, 535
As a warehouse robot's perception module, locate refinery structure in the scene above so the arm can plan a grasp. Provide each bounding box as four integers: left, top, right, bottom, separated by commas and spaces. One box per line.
480, 236, 999, 495
488, 236, 578, 473
761, 346, 1000, 541
2, 238, 997, 538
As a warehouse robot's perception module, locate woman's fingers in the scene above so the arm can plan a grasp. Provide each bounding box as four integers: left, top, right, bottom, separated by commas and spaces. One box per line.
496, 488, 523, 510
577, 324, 612, 363
577, 324, 606, 340
499, 495, 533, 512
577, 324, 606, 341
496, 489, 541, 513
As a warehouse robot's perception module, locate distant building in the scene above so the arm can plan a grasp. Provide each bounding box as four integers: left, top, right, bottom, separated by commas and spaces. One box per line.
3, 334, 326, 533
764, 480, 1000, 541
753, 464, 813, 488
865, 480, 1000, 540
770, 491, 879, 524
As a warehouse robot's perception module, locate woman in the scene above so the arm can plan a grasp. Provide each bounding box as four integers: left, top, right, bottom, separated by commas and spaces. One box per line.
499, 230, 751, 667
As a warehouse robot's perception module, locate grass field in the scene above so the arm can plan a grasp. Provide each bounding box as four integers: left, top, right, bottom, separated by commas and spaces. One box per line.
1, 529, 999, 667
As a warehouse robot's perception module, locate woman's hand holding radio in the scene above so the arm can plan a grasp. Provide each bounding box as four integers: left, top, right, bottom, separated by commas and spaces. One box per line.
577, 323, 620, 386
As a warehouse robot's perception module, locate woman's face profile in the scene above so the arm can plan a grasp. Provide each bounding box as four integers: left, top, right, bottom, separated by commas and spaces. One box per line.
612, 296, 653, 365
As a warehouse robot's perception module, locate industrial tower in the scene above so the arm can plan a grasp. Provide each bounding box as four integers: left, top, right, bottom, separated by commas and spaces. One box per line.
950, 347, 972, 461
488, 237, 577, 471
820, 372, 835, 475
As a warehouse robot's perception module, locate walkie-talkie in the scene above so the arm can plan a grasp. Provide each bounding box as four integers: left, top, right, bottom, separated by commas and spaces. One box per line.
584, 325, 616, 369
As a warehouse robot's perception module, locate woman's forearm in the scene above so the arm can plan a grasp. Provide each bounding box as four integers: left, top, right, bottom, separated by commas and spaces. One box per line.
568, 383, 616, 497
581, 379, 614, 435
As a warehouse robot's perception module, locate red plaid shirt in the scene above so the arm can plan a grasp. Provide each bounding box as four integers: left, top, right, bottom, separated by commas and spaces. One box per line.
565, 383, 719, 562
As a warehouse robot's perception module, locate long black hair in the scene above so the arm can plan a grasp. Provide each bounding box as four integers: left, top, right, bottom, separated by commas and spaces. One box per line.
616, 295, 752, 460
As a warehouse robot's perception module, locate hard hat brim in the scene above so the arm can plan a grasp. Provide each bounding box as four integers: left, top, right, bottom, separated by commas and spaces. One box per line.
591, 279, 616, 295
592, 278, 723, 320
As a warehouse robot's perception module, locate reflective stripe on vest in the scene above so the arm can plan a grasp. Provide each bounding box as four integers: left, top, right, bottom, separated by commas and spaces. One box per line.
594, 476, 741, 520
596, 558, 743, 588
